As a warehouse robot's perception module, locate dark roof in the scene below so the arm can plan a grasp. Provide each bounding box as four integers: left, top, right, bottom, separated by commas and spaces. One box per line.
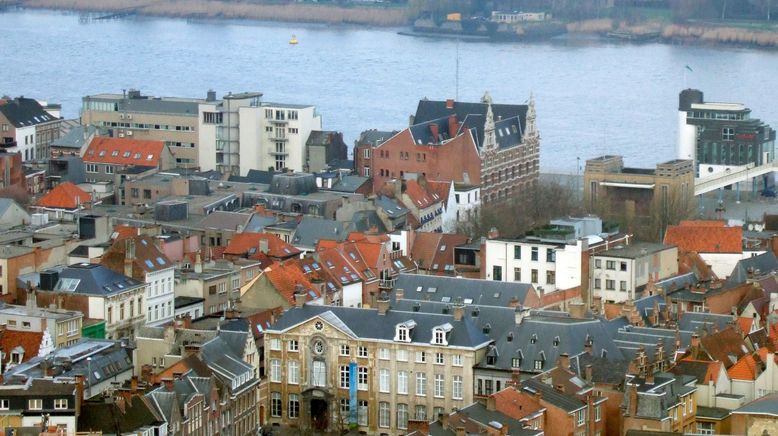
350, 210, 388, 233
732, 393, 778, 417
0, 97, 57, 127
391, 298, 515, 342
595, 242, 674, 260
570, 352, 630, 385
696, 405, 731, 420
52, 263, 144, 296
726, 251, 778, 287
357, 129, 398, 147
521, 379, 585, 412
327, 159, 354, 170
329, 175, 369, 193
174, 296, 205, 309
229, 169, 277, 184
268, 304, 491, 349
414, 98, 527, 143
291, 217, 348, 249
392, 273, 535, 308
79, 395, 164, 433
455, 402, 538, 436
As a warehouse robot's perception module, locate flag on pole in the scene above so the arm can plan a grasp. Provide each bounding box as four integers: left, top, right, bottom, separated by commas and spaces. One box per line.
685, 65, 694, 72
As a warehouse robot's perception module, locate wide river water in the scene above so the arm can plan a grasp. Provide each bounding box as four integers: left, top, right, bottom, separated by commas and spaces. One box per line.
3, 9, 778, 172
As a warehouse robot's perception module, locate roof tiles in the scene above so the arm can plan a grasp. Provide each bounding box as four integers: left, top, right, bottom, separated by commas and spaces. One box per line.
84, 136, 165, 167
35, 181, 91, 210
664, 220, 742, 253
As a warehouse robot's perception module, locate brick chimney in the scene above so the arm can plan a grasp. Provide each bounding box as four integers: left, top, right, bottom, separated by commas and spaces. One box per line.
446, 99, 455, 109
452, 298, 465, 321
448, 115, 458, 138
429, 123, 439, 143
130, 375, 138, 393
585, 364, 593, 382
293, 284, 307, 308
376, 292, 390, 315
396, 288, 404, 301
568, 302, 586, 319
558, 353, 571, 370
124, 238, 135, 278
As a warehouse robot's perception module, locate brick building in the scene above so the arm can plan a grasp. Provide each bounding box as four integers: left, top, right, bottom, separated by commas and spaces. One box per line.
356, 93, 539, 206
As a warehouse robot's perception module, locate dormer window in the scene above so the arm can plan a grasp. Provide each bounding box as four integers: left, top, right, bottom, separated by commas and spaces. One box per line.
431, 323, 453, 346
483, 323, 492, 334
553, 336, 560, 347
395, 320, 416, 342
530, 334, 538, 344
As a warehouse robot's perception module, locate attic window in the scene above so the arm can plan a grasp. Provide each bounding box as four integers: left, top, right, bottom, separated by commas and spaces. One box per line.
427, 287, 437, 293
312, 262, 321, 270
156, 257, 166, 266
553, 336, 560, 347
512, 358, 521, 368
483, 324, 491, 334
144, 260, 154, 269
507, 332, 513, 342
534, 360, 544, 370
416, 286, 423, 293
134, 153, 141, 159
441, 297, 451, 303
112, 151, 119, 157
98, 150, 106, 157
303, 265, 312, 273
123, 151, 131, 158
472, 308, 480, 317
147, 154, 154, 160
349, 252, 358, 261
440, 245, 447, 252
530, 334, 537, 344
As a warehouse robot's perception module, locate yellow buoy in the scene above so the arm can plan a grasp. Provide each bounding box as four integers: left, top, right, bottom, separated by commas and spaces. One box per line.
289, 35, 298, 45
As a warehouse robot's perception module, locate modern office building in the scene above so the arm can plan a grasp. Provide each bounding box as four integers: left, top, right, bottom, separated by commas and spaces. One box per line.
678, 89, 776, 182
81, 89, 208, 168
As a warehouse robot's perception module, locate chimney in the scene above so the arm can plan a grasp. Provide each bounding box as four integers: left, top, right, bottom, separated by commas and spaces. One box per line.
584, 338, 593, 354
182, 314, 192, 328
691, 333, 700, 348
396, 288, 404, 301
259, 238, 269, 254
130, 375, 138, 393
293, 284, 308, 308
628, 384, 638, 416
162, 378, 175, 391
74, 374, 85, 406
558, 353, 571, 370
124, 238, 135, 278
446, 99, 455, 109
438, 412, 449, 428
569, 302, 586, 319
452, 298, 465, 321
486, 395, 497, 411
511, 369, 521, 387
194, 250, 203, 274
448, 114, 458, 137
645, 370, 655, 385
206, 90, 216, 102
376, 292, 390, 315
556, 384, 565, 393
184, 344, 201, 358
429, 123, 439, 143
455, 427, 466, 436
585, 364, 593, 381
515, 306, 530, 325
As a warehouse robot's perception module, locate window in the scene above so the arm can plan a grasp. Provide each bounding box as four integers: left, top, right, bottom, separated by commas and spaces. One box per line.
546, 270, 555, 285
595, 404, 601, 422
595, 259, 601, 268
435, 352, 444, 365
288, 361, 299, 384
86, 163, 98, 173
288, 340, 299, 352
606, 280, 615, 290
594, 278, 601, 289
312, 361, 326, 387
397, 371, 408, 394
723, 127, 735, 140
453, 376, 463, 399
513, 245, 521, 259
379, 402, 390, 428
380, 368, 391, 393
51, 398, 68, 410
397, 404, 409, 430
531, 269, 538, 283
396, 327, 409, 342
340, 344, 350, 356
397, 349, 408, 361
416, 373, 426, 396
358, 367, 368, 391
415, 351, 426, 363
512, 358, 521, 368
270, 359, 281, 382
270, 338, 281, 351
531, 247, 539, 261
697, 422, 715, 435
379, 348, 390, 360
105, 165, 114, 174
415, 404, 427, 421
434, 374, 445, 398
546, 249, 555, 262
620, 261, 627, 271
339, 365, 350, 389
492, 265, 502, 281
271, 392, 281, 417
514, 267, 522, 281
452, 354, 463, 366
358, 346, 368, 358
606, 260, 615, 270
29, 399, 42, 410
0, 399, 7, 410
358, 400, 368, 426
288, 394, 299, 418
577, 409, 586, 426
434, 329, 446, 344
620, 281, 627, 291
534, 360, 544, 370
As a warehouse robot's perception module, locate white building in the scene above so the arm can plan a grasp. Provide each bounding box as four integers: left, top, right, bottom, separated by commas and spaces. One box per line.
454, 183, 480, 225
590, 242, 678, 307
198, 92, 321, 176
484, 216, 625, 294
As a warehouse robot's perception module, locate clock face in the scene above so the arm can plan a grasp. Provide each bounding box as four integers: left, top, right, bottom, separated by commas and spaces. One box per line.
315, 321, 323, 330
313, 340, 325, 355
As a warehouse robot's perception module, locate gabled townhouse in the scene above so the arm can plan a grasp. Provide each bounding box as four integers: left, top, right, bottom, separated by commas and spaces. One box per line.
669, 359, 737, 409
568, 352, 631, 436
621, 372, 698, 435
263, 294, 491, 434
33, 181, 93, 221
223, 231, 301, 262
100, 235, 175, 327
0, 96, 61, 161
79, 392, 167, 435
425, 179, 457, 232
83, 136, 174, 184
0, 198, 30, 229
664, 220, 746, 278
419, 400, 544, 435
410, 232, 469, 276
147, 369, 220, 436
240, 261, 323, 310
380, 178, 445, 232
28, 263, 146, 339
302, 247, 364, 307
0, 329, 46, 372
0, 299, 83, 348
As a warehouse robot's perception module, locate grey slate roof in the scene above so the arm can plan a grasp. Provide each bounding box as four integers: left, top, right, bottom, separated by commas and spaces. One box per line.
0, 198, 24, 219
329, 175, 369, 193
197, 211, 251, 231
243, 214, 277, 232
0, 97, 57, 127
624, 373, 697, 420
375, 195, 409, 218
726, 251, 778, 287
357, 129, 398, 147
268, 304, 491, 349
414, 99, 527, 146
200, 336, 256, 393
392, 273, 535, 308
391, 298, 516, 341
696, 405, 731, 420
652, 272, 697, 294
570, 352, 630, 385
480, 313, 624, 373
53, 263, 143, 296
522, 379, 586, 412
676, 312, 733, 333
51, 125, 106, 149
595, 242, 674, 259
732, 393, 778, 416
350, 210, 387, 233
291, 217, 348, 249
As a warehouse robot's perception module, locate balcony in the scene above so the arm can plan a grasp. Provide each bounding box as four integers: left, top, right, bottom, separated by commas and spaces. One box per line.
268, 134, 288, 141
269, 117, 288, 125
379, 278, 396, 289
0, 139, 17, 149
269, 150, 289, 156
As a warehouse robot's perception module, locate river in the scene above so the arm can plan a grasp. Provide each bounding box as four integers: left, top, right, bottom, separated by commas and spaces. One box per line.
2, 9, 778, 172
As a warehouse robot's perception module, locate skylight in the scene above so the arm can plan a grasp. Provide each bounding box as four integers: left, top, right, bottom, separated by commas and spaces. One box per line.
156, 257, 166, 265
144, 260, 154, 269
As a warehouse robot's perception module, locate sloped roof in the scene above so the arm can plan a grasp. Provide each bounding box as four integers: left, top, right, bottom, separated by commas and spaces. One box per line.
79, 395, 164, 433
198, 211, 251, 231
670, 359, 722, 384
425, 180, 452, 207
35, 182, 90, 210
727, 252, 778, 287
262, 261, 321, 305
0, 330, 43, 366
53, 262, 144, 296
393, 273, 536, 308
404, 179, 439, 209
664, 221, 742, 254
0, 97, 57, 127
291, 217, 348, 249
490, 386, 545, 419
101, 235, 172, 277
697, 327, 749, 368
732, 393, 778, 417
414, 98, 527, 147
728, 354, 759, 381
84, 136, 165, 167
411, 232, 469, 274
224, 232, 301, 259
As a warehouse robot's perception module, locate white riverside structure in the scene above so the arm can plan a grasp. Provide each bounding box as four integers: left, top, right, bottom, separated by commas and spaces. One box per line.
694, 161, 778, 196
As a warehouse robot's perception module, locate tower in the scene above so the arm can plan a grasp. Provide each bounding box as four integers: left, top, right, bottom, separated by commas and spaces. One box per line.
481, 91, 497, 153
524, 93, 539, 146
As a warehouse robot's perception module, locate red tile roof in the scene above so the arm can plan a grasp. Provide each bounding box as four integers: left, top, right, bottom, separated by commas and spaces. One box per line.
224, 233, 301, 259
411, 232, 469, 273
84, 137, 165, 167
728, 354, 759, 381
263, 261, 320, 305
0, 330, 44, 366
737, 317, 755, 334
404, 179, 438, 209
425, 180, 452, 207
111, 224, 141, 241
679, 220, 727, 227
664, 221, 742, 254
491, 387, 545, 420
35, 182, 91, 210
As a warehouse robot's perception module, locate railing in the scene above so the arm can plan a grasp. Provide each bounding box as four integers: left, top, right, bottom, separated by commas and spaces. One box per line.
379, 278, 396, 289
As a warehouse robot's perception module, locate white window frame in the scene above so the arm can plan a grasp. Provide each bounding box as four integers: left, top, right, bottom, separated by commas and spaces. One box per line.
416, 372, 426, 397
